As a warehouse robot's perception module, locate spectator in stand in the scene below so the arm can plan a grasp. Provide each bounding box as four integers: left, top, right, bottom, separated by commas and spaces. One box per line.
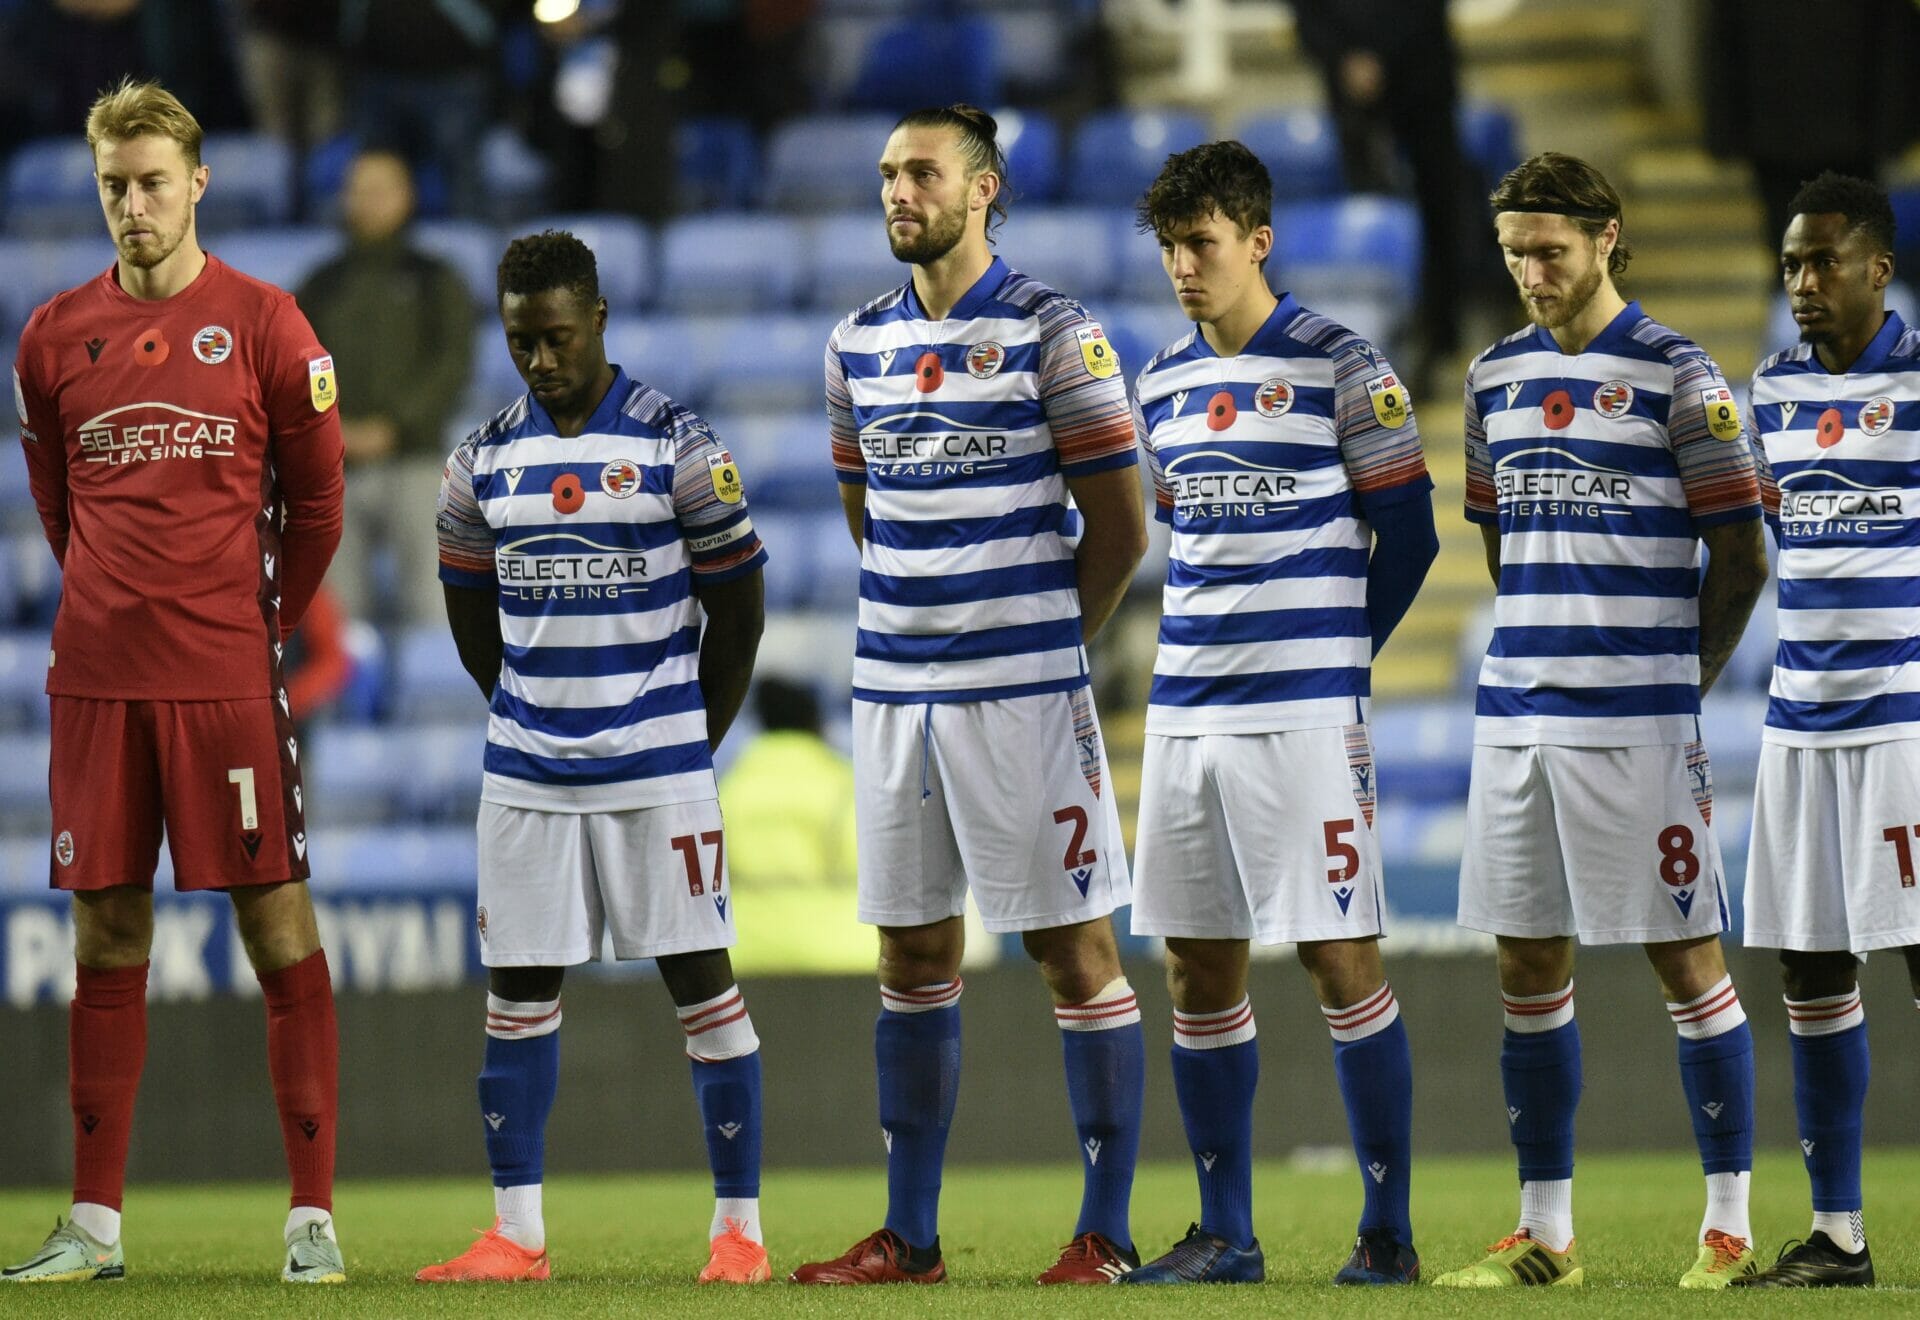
1290, 0, 1472, 395
231, 2, 343, 162
297, 149, 474, 625
340, 0, 505, 217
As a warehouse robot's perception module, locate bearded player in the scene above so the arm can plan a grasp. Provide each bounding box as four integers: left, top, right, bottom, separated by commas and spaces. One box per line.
791, 105, 1149, 1286
1435, 153, 1770, 1290
4, 79, 346, 1284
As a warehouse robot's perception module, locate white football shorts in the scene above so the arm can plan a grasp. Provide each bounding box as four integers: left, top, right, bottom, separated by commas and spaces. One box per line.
1745, 739, 1920, 954
1131, 725, 1385, 944
476, 798, 736, 966
1459, 740, 1729, 944
853, 686, 1130, 933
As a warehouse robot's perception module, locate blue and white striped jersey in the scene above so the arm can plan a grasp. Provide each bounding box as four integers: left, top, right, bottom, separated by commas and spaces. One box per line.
436, 367, 766, 811
1464, 301, 1763, 747
1136, 295, 1432, 735
825, 256, 1139, 704
1751, 311, 1920, 747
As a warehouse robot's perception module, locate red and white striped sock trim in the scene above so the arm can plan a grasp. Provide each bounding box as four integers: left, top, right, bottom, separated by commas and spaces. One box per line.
1666, 974, 1747, 1041
1055, 977, 1141, 1033
1173, 996, 1256, 1050
1503, 981, 1574, 1034
485, 994, 561, 1041
880, 978, 963, 1015
676, 985, 760, 1062
1322, 982, 1400, 1042
1786, 989, 1864, 1038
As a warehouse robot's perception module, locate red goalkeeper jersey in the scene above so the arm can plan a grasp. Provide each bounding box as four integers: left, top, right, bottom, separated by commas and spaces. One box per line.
13, 253, 345, 700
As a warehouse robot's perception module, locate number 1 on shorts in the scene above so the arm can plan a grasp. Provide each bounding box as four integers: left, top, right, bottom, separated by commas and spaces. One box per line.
227, 766, 258, 830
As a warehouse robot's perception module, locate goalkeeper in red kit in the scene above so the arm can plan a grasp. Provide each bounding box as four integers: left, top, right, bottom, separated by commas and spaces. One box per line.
3, 80, 347, 1285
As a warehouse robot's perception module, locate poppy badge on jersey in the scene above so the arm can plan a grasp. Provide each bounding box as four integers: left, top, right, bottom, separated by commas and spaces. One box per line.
1075, 325, 1118, 379
1365, 372, 1409, 428
308, 355, 337, 412
708, 450, 743, 503
1701, 385, 1741, 441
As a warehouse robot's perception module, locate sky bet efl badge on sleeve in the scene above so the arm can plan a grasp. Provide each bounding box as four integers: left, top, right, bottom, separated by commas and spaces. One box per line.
1075, 324, 1118, 379
1701, 385, 1741, 441
307, 355, 337, 412
708, 450, 743, 503
1365, 371, 1409, 428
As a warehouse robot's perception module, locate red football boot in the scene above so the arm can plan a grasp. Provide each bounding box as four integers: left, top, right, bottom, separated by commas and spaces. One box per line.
1037, 1231, 1139, 1284
788, 1228, 945, 1284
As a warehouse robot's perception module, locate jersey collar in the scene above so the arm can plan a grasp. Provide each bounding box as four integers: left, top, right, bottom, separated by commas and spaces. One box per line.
1187, 292, 1299, 360
528, 365, 629, 438
902, 255, 1008, 323
1832, 309, 1906, 375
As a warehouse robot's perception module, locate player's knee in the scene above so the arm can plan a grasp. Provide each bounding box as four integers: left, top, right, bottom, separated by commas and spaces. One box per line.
1495, 935, 1574, 995
878, 920, 963, 989
1164, 937, 1247, 1012
489, 965, 565, 1003
72, 890, 154, 967
1297, 937, 1383, 1007
1023, 923, 1120, 1003
1778, 949, 1857, 1001
230, 884, 322, 973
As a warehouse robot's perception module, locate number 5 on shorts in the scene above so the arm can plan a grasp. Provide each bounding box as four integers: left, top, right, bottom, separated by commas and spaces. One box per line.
1324, 819, 1358, 883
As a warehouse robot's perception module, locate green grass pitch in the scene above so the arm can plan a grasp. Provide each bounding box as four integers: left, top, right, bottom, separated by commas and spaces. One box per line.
2, 1150, 1916, 1316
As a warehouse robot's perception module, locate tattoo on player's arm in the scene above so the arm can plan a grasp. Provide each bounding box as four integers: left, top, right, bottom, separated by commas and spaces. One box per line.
1694, 519, 1769, 697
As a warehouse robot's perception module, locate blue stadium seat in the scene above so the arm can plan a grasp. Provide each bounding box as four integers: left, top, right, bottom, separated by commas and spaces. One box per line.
1067, 110, 1209, 206
2, 137, 98, 237
1004, 206, 1123, 300
0, 731, 46, 828
1103, 301, 1194, 383
1458, 100, 1522, 185
750, 510, 817, 610
762, 115, 896, 213
0, 237, 114, 337
393, 722, 485, 820
197, 133, 297, 230
391, 626, 480, 723
1894, 186, 1920, 250
306, 726, 416, 825
846, 13, 1000, 112
705, 412, 813, 476
525, 213, 652, 311
1272, 196, 1422, 317
656, 214, 808, 312
750, 456, 842, 516
807, 211, 906, 312
1000, 108, 1062, 204
206, 228, 340, 297
675, 117, 759, 213
412, 219, 503, 309
1233, 108, 1343, 200
319, 825, 478, 889
1, 533, 58, 627
479, 125, 553, 222
605, 316, 709, 408
0, 631, 49, 732
1109, 205, 1175, 302
465, 320, 523, 413
697, 312, 839, 416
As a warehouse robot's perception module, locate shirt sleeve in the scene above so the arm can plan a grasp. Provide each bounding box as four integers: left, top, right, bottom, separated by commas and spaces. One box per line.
261, 294, 346, 633
1035, 298, 1140, 477
1748, 372, 1781, 528
1330, 336, 1432, 516
825, 325, 863, 484
1463, 360, 1497, 525
671, 405, 768, 584
14, 317, 69, 565
1667, 351, 1764, 528
1138, 393, 1173, 524
435, 436, 496, 588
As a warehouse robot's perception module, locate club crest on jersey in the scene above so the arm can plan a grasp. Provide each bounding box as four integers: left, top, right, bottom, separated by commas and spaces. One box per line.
192, 325, 233, 365
1593, 379, 1634, 419
1075, 324, 1118, 379
308, 355, 337, 412
54, 829, 74, 867
708, 450, 743, 503
1365, 372, 1409, 428
1254, 377, 1294, 418
600, 459, 641, 498
965, 341, 1005, 379
1700, 385, 1741, 441
1859, 396, 1895, 437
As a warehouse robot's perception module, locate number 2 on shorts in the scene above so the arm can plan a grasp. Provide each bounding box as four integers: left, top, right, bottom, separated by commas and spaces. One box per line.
1053, 805, 1095, 869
